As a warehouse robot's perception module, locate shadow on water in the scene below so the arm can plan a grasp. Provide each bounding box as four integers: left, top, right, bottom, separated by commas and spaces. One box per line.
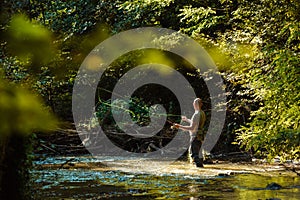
32, 156, 300, 200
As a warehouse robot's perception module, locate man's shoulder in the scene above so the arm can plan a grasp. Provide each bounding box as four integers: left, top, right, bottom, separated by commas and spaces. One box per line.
195, 110, 205, 117
200, 110, 205, 116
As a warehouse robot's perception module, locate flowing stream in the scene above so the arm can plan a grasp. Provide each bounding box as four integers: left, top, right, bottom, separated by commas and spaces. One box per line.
31, 156, 300, 199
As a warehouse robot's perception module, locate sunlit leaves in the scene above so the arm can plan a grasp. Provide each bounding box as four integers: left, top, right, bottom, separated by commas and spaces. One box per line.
219, 0, 300, 161
179, 6, 222, 36
115, 0, 175, 31
235, 48, 300, 161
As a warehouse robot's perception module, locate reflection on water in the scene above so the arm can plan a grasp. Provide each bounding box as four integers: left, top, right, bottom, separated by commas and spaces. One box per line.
32, 156, 300, 199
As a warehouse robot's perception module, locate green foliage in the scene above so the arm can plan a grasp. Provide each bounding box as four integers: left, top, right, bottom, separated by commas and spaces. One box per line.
230, 0, 300, 161
179, 0, 237, 37
12, 0, 101, 35
236, 49, 300, 161
179, 6, 223, 36
96, 95, 180, 130
97, 98, 153, 128
116, 0, 175, 30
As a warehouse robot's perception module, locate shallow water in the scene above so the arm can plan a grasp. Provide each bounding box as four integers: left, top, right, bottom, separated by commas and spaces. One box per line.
32, 156, 300, 199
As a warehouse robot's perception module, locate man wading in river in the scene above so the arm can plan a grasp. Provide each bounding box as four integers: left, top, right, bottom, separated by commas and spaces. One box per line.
174, 98, 206, 167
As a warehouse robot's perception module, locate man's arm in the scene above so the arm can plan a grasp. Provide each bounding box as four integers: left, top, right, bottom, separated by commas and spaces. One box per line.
175, 123, 195, 131
174, 114, 199, 131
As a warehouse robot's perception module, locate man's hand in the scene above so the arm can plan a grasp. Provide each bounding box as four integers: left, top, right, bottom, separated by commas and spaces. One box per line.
173, 123, 180, 129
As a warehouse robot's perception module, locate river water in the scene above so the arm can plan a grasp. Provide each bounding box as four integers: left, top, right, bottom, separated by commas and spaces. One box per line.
31, 156, 300, 199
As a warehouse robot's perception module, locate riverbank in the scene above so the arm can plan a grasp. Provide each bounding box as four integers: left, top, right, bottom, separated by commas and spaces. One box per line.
34, 125, 300, 177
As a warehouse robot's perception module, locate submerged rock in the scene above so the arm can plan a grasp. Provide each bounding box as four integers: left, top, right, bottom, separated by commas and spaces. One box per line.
266, 182, 282, 190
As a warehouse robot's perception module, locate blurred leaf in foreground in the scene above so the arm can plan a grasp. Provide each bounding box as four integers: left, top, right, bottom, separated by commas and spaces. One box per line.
0, 78, 57, 137
5, 14, 54, 71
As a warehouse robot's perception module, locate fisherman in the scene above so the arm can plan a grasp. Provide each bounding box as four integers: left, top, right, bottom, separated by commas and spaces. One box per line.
173, 98, 206, 167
